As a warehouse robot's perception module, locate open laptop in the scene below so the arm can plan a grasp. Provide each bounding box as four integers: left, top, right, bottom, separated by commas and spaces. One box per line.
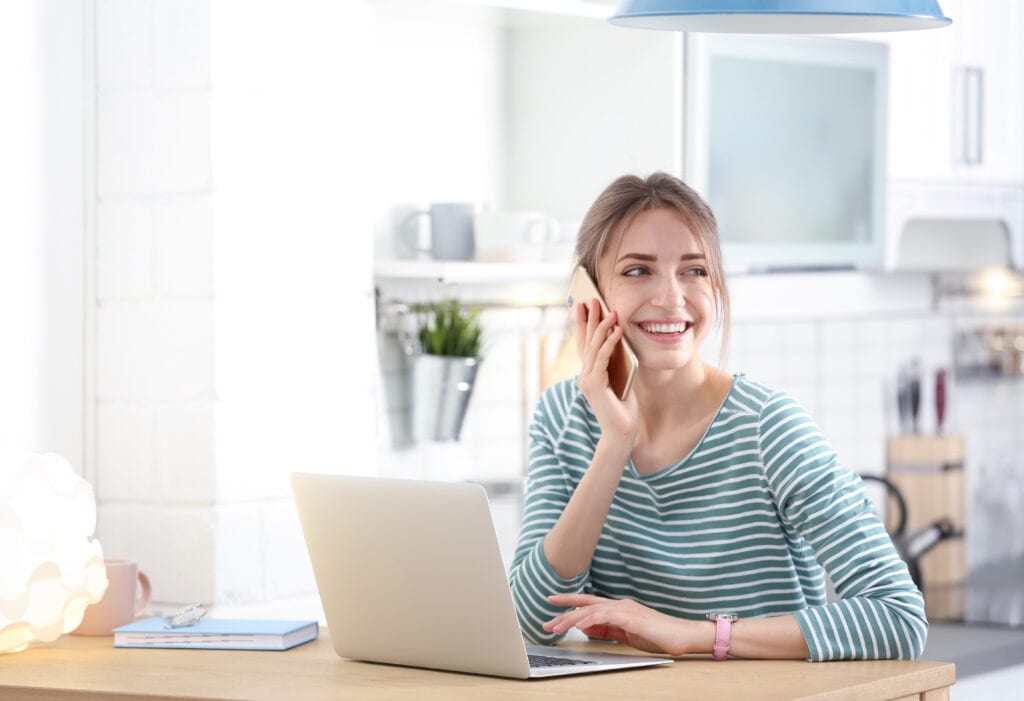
290, 473, 673, 679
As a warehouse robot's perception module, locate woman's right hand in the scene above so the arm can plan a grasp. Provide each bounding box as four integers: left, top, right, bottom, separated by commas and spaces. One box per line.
575, 299, 639, 445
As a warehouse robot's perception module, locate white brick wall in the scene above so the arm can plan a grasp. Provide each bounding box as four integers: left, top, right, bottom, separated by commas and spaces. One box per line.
93, 0, 378, 619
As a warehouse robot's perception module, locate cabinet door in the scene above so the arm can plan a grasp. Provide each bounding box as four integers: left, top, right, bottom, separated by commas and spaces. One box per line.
888, 0, 1023, 183
952, 0, 1023, 182
886, 10, 956, 180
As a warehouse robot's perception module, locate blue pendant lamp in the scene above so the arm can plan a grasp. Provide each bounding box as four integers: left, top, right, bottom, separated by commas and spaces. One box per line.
609, 0, 951, 33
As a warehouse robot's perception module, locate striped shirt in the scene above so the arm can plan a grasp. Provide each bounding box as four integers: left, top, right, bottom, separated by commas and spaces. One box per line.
509, 373, 927, 661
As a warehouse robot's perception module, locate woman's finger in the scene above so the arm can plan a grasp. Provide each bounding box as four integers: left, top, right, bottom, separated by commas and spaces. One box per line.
547, 593, 608, 607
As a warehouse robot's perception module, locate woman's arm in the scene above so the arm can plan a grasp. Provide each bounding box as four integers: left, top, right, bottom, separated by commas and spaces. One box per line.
545, 594, 811, 658
509, 302, 638, 643
759, 392, 928, 660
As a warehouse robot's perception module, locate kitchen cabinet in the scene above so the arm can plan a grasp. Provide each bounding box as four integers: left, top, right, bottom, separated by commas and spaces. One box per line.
886, 0, 1024, 183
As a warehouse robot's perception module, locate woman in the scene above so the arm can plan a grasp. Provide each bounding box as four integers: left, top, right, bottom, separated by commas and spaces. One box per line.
508, 173, 927, 661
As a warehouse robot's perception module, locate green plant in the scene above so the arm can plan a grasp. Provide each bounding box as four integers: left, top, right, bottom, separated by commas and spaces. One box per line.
416, 299, 483, 358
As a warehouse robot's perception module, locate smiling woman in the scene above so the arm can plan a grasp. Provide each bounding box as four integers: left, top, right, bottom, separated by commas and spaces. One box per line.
507, 172, 928, 661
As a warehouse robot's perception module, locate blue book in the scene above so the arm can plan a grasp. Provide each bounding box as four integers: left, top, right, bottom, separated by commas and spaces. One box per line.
113, 617, 319, 651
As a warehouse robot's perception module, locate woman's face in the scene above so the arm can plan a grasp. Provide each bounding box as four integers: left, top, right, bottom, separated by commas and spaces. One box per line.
596, 207, 717, 374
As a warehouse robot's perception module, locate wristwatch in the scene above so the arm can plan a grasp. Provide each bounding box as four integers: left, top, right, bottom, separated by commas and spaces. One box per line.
706, 613, 738, 660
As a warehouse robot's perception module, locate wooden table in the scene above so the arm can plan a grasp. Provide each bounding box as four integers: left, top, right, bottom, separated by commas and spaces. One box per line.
1, 631, 955, 701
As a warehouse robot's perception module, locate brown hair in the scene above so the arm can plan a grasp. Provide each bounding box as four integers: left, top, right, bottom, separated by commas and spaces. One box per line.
575, 172, 730, 364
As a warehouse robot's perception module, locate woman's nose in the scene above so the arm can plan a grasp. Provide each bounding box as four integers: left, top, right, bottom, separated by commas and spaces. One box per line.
652, 277, 686, 308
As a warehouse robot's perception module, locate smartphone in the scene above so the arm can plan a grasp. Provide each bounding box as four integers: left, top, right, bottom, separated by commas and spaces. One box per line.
567, 266, 639, 400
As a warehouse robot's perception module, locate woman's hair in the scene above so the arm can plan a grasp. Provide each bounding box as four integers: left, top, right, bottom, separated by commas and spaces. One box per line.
574, 172, 730, 364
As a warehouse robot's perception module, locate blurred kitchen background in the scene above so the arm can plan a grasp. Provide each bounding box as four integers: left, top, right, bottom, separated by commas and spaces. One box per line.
3, 0, 1023, 695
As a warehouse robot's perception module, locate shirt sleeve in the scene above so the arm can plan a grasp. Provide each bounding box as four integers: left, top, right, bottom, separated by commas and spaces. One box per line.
758, 391, 928, 661
508, 384, 590, 645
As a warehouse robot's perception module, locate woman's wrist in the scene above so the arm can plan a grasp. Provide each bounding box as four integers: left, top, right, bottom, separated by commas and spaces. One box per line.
594, 435, 634, 468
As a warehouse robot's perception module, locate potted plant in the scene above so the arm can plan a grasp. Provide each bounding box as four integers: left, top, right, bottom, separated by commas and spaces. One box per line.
409, 299, 484, 442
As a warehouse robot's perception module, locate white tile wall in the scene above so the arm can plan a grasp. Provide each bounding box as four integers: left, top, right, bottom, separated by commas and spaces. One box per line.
97, 201, 155, 300
97, 503, 217, 604
93, 0, 377, 615
97, 301, 215, 400
154, 401, 216, 502
97, 92, 211, 195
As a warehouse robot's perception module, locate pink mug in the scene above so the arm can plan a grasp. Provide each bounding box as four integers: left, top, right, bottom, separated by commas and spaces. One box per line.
72, 559, 151, 636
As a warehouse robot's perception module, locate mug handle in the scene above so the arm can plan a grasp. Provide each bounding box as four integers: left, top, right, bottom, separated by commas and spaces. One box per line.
399, 210, 431, 255
135, 571, 152, 616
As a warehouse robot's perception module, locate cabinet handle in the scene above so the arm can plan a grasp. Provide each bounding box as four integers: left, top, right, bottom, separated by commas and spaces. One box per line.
954, 65, 984, 166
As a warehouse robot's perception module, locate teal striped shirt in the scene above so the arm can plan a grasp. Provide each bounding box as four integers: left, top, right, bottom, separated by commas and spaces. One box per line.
509, 374, 927, 661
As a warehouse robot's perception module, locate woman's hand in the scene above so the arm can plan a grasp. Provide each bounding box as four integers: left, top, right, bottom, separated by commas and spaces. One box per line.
543, 594, 707, 657
575, 300, 638, 444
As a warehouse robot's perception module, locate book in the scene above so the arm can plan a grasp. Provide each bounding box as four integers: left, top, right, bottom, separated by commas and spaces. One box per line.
112, 617, 319, 651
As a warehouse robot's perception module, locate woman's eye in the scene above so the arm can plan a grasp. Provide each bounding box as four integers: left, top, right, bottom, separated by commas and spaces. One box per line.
683, 267, 708, 277
623, 266, 648, 277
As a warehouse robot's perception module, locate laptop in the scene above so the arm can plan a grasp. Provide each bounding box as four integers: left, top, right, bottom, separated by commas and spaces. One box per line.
290, 473, 673, 679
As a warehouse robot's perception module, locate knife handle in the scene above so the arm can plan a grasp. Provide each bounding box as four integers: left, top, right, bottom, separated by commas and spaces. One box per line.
936, 369, 947, 432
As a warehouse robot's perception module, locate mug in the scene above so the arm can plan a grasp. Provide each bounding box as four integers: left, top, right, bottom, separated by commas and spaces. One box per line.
72, 558, 151, 636
474, 210, 560, 262
402, 202, 476, 261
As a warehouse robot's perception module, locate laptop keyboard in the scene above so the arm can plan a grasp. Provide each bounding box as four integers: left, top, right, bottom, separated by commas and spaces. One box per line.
528, 654, 597, 668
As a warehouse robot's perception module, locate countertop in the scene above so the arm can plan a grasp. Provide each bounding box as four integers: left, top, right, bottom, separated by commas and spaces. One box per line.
923, 622, 1024, 678
1, 631, 955, 701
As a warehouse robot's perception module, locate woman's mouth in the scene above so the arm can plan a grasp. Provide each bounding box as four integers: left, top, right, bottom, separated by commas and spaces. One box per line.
637, 320, 694, 339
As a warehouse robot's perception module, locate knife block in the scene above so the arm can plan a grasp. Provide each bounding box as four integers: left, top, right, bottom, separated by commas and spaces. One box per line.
885, 434, 966, 621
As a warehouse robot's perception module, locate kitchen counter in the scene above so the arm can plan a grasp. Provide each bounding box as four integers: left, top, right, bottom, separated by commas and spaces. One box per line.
923, 622, 1024, 679
2, 631, 954, 701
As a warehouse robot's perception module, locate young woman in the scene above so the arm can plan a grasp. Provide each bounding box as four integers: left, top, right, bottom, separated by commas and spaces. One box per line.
508, 173, 927, 661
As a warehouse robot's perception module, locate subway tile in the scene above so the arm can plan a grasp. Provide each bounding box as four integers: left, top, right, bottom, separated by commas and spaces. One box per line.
820, 320, 858, 351
154, 196, 213, 298
418, 441, 474, 482
96, 504, 216, 605
98, 92, 211, 196
96, 403, 156, 500
212, 505, 264, 603
779, 321, 817, 351
261, 501, 318, 599
97, 200, 156, 300
153, 0, 210, 89
471, 438, 525, 483
155, 402, 215, 502
96, 0, 153, 90
377, 443, 425, 479
97, 300, 214, 400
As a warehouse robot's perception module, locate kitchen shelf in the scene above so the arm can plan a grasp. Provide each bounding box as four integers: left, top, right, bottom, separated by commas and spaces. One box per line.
445, 0, 614, 19
374, 259, 572, 284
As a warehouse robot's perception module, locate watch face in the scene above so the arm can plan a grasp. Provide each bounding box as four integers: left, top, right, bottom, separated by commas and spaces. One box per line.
707, 613, 738, 621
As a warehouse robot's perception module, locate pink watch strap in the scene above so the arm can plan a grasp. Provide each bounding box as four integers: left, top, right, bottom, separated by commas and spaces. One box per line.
712, 616, 732, 660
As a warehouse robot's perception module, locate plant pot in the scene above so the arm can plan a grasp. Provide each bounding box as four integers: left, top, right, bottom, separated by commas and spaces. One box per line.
409, 354, 481, 442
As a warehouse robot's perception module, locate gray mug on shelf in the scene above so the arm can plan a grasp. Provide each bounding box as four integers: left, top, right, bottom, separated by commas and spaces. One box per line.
402, 202, 476, 261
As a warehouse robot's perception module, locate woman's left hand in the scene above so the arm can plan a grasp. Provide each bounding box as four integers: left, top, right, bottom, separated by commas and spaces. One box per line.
543, 594, 703, 657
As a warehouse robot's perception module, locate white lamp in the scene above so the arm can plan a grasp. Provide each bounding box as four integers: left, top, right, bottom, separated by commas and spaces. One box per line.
609, 0, 951, 33
0, 450, 108, 653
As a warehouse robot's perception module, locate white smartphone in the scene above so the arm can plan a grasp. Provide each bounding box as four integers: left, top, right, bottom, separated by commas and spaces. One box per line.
567, 266, 639, 400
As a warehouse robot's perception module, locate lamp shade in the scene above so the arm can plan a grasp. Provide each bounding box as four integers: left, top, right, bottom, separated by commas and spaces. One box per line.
609, 0, 951, 33
0, 450, 108, 653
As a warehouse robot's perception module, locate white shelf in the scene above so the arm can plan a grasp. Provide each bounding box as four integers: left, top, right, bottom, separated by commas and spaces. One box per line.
446, 0, 615, 20
374, 260, 572, 284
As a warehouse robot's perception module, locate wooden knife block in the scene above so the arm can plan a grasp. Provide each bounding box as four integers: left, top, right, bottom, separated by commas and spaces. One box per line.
886, 434, 966, 621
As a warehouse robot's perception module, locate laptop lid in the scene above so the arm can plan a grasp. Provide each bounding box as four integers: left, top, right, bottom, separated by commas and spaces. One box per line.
291, 473, 534, 678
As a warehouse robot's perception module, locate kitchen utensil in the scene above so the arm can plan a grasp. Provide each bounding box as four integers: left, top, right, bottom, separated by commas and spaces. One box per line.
935, 368, 947, 433
860, 474, 960, 590
896, 360, 922, 433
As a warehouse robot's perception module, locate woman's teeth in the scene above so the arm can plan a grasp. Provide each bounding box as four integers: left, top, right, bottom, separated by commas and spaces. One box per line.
641, 322, 689, 334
